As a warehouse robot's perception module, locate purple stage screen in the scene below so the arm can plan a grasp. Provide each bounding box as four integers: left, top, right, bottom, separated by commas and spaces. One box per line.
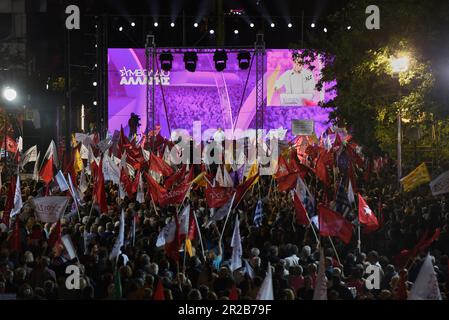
108, 48, 335, 139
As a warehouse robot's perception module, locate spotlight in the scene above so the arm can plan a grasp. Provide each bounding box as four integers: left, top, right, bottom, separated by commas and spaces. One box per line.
324, 27, 328, 33
209, 29, 215, 34
194, 22, 198, 28
2, 87, 17, 102
184, 52, 198, 72
154, 22, 158, 27
250, 23, 254, 28
95, 44, 98, 48
347, 26, 352, 30
94, 63, 98, 68
234, 29, 239, 34
311, 23, 315, 28
93, 101, 98, 106
270, 23, 275, 28
160, 51, 173, 72
131, 22, 136, 27
170, 22, 175, 28
213, 50, 227, 72
119, 26, 123, 32
237, 51, 251, 70
92, 81, 98, 87
288, 23, 292, 28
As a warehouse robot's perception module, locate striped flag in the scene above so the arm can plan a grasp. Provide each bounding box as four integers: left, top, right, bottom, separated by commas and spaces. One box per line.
335, 181, 352, 217
253, 199, 264, 227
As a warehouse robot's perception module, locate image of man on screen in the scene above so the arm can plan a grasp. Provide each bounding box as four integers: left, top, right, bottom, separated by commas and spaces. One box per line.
273, 53, 317, 105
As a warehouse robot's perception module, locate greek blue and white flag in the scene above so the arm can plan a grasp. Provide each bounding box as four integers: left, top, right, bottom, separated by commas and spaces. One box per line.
253, 199, 264, 227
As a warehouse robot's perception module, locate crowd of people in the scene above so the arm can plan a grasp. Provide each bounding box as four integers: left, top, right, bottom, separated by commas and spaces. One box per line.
0, 131, 448, 301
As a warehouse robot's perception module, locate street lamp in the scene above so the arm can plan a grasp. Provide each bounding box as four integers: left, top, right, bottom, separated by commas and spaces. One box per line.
2, 87, 17, 102
390, 55, 410, 187
1, 86, 18, 172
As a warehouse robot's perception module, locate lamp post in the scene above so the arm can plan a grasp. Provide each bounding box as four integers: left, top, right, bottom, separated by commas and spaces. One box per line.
389, 55, 410, 187
1, 86, 18, 177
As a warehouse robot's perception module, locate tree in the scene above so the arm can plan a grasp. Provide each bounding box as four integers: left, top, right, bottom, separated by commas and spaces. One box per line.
307, 0, 449, 165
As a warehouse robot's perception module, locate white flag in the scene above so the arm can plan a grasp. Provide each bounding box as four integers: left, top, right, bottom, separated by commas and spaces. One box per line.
178, 205, 191, 236
256, 263, 274, 300
136, 172, 145, 204
243, 259, 255, 279
10, 175, 23, 218
32, 196, 69, 223
33, 152, 40, 181
223, 166, 234, 187
61, 234, 77, 260
429, 170, 449, 196
163, 145, 172, 166
103, 154, 120, 185
80, 144, 89, 160
79, 169, 88, 194
408, 254, 442, 300
313, 249, 328, 300
348, 180, 355, 205
141, 147, 150, 162
21, 145, 37, 168
17, 136, 23, 153
230, 215, 242, 272
55, 170, 69, 192
215, 166, 225, 187
109, 210, 125, 261
67, 173, 82, 206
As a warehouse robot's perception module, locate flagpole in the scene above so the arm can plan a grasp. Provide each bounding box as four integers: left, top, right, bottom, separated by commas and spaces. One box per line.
328, 236, 342, 267
219, 193, 236, 243
357, 222, 361, 255
192, 210, 206, 261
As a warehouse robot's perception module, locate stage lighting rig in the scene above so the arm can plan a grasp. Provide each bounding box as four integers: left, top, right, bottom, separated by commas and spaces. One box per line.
214, 50, 228, 72
237, 51, 251, 70
160, 51, 173, 71
184, 52, 198, 72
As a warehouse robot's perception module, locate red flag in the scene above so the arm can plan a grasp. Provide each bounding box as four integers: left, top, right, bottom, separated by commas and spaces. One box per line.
144, 172, 167, 205
48, 220, 61, 248
131, 170, 140, 195
277, 173, 298, 192
395, 270, 408, 300
165, 216, 181, 262
348, 162, 357, 193
318, 205, 353, 244
292, 191, 309, 226
233, 173, 259, 208
358, 194, 379, 233
1, 175, 16, 226
118, 126, 131, 151
205, 184, 234, 208
153, 279, 165, 300
315, 154, 330, 187
1, 136, 18, 153
164, 164, 186, 189
95, 158, 108, 214
229, 286, 238, 300
184, 167, 195, 184
187, 212, 197, 240
40, 156, 54, 185
9, 218, 21, 252
274, 156, 290, 180
149, 152, 173, 176
158, 182, 190, 207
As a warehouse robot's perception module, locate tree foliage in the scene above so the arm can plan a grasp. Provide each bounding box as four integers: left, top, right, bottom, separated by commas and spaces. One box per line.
308, 0, 449, 164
